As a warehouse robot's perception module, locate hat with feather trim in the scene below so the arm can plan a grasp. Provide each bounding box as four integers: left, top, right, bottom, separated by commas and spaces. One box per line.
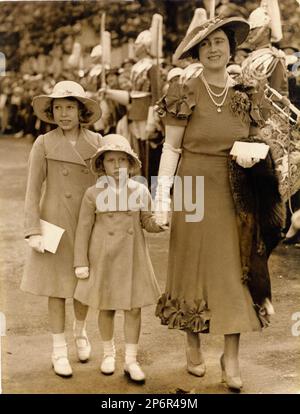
173, 16, 250, 62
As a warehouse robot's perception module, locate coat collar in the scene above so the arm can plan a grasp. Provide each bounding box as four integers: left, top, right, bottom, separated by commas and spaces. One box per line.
45, 127, 98, 166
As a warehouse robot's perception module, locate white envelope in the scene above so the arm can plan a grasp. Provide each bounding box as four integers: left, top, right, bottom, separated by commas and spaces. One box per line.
40, 219, 65, 254
230, 141, 270, 160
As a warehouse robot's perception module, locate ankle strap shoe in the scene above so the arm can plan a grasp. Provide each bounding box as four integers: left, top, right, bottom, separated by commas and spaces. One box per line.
74, 334, 91, 363
124, 362, 145, 383
101, 355, 115, 375
51, 354, 73, 377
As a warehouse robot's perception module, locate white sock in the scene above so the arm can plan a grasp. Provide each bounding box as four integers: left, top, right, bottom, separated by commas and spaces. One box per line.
125, 343, 138, 365
103, 339, 115, 358
52, 333, 67, 357
74, 319, 86, 337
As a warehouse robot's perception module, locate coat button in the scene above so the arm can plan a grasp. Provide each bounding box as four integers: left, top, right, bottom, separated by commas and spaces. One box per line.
65, 192, 72, 199
108, 231, 114, 236
82, 168, 89, 174
62, 169, 69, 176
128, 228, 134, 235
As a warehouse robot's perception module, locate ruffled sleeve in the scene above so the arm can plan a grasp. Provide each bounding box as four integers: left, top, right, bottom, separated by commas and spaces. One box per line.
155, 78, 197, 127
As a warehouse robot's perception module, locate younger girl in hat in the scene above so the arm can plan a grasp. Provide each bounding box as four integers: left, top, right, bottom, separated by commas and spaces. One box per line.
73, 134, 165, 382
21, 81, 102, 377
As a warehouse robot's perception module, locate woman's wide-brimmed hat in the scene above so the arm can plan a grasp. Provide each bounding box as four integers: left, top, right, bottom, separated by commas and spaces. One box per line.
32, 80, 102, 125
91, 134, 141, 176
173, 16, 250, 62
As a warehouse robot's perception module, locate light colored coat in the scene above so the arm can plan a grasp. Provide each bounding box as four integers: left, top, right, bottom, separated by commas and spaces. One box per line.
21, 127, 101, 298
73, 180, 162, 310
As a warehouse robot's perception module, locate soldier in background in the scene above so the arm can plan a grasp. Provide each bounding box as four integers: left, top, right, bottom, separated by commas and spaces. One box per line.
101, 15, 163, 182
242, 0, 288, 96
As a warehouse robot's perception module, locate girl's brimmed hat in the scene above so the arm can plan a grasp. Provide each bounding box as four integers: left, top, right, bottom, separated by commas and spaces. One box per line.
91, 134, 141, 176
32, 80, 102, 125
173, 16, 250, 62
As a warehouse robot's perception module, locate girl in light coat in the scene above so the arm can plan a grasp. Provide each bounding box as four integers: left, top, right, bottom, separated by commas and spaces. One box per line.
74, 134, 165, 383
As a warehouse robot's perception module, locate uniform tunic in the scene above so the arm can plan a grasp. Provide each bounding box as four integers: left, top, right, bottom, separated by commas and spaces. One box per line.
21, 127, 101, 298
74, 179, 162, 310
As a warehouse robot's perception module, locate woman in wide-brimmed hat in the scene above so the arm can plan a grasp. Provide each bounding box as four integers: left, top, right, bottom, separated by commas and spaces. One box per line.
154, 12, 284, 391
21, 80, 102, 378
73, 134, 165, 383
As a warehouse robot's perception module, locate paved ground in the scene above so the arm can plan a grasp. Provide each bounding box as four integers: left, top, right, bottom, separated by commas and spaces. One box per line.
0, 135, 299, 394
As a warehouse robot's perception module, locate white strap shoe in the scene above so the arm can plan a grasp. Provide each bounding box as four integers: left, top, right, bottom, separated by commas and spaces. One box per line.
124, 362, 145, 383
74, 334, 91, 362
73, 321, 91, 362
51, 354, 73, 377
100, 355, 115, 375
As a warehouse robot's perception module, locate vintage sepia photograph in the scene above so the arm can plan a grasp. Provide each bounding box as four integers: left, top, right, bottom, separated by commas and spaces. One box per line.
0, 0, 299, 397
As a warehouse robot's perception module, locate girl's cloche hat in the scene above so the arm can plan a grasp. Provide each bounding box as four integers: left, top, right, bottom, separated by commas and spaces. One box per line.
91, 134, 142, 176
32, 80, 102, 126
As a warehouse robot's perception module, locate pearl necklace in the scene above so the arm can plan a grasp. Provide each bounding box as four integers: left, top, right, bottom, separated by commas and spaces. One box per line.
201, 74, 230, 113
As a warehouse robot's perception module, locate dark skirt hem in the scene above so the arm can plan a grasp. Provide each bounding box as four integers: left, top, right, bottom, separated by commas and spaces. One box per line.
155, 293, 268, 334
155, 293, 211, 334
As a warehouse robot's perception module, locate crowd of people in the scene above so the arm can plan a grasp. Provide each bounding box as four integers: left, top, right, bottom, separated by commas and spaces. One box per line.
0, 1, 299, 140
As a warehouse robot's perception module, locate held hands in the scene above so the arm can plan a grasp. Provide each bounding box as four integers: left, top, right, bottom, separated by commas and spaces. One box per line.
75, 266, 89, 280
28, 235, 45, 253
235, 156, 260, 168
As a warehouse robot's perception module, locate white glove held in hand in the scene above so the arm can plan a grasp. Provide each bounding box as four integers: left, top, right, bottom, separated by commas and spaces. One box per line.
28, 235, 45, 253
75, 267, 89, 279
262, 298, 275, 315
154, 143, 181, 226
235, 156, 260, 168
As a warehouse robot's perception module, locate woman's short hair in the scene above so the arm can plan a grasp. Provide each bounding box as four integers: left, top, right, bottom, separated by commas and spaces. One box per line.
189, 28, 237, 60
44, 97, 93, 124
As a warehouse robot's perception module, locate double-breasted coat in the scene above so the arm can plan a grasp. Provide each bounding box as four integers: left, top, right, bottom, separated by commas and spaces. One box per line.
21, 127, 101, 298
73, 179, 163, 310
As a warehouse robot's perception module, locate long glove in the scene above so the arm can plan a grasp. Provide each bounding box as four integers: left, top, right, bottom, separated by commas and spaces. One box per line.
154, 143, 182, 226
75, 266, 89, 280
28, 235, 45, 253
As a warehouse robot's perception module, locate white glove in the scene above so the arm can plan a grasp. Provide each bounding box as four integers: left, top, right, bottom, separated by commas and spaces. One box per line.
75, 266, 89, 280
28, 235, 45, 253
235, 156, 260, 168
154, 143, 181, 226
145, 106, 159, 140
262, 298, 275, 315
